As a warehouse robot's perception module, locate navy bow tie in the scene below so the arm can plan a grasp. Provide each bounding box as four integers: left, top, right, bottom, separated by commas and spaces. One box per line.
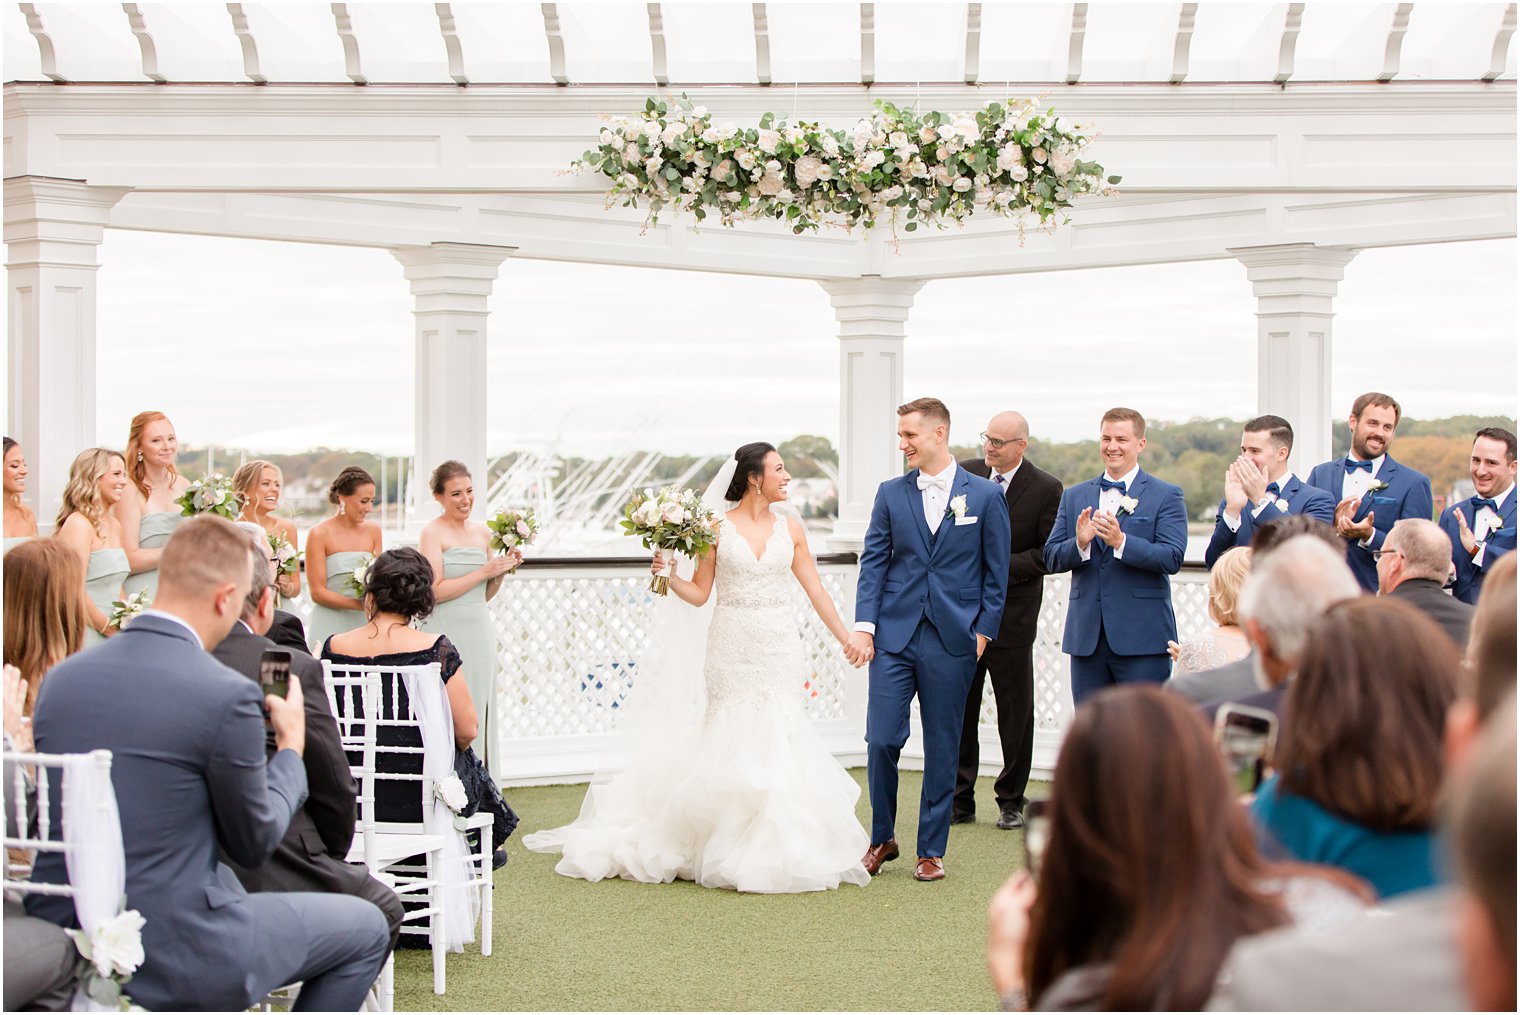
1344, 459, 1374, 473
1100, 477, 1127, 494
1265, 481, 1281, 497
1472, 496, 1500, 513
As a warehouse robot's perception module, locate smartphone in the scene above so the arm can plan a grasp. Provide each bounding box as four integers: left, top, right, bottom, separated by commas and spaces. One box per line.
1023, 799, 1050, 881
1214, 703, 1278, 794
258, 650, 292, 702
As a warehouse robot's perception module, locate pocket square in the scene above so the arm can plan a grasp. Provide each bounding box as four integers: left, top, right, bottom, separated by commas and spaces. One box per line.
954, 516, 979, 526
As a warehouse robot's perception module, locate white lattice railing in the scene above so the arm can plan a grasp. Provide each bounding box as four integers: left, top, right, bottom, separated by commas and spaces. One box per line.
289, 560, 1213, 783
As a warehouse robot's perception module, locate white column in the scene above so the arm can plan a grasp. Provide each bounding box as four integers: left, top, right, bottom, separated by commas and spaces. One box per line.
1230, 243, 1359, 475
4, 178, 130, 530
820, 276, 925, 551
391, 242, 515, 523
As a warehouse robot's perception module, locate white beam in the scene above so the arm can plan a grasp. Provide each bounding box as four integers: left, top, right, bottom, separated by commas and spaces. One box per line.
541, 4, 568, 85
226, 4, 266, 85
1485, 3, 1517, 82
1066, 3, 1087, 85
1171, 3, 1198, 85
860, 3, 875, 86
648, 4, 668, 87
436, 3, 468, 85
1378, 3, 1415, 83
1275, 3, 1304, 84
121, 4, 165, 84
331, 4, 366, 85
753, 3, 771, 85
964, 3, 981, 86
18, 4, 64, 83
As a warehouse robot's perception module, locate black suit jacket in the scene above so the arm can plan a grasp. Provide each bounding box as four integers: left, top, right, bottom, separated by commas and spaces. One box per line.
961, 457, 1063, 647
1388, 578, 1475, 651
211, 623, 367, 899
267, 609, 310, 655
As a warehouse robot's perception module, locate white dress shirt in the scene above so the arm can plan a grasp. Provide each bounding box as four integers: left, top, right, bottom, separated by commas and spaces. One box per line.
919, 460, 957, 536
1341, 453, 1385, 503
1472, 483, 1515, 567
992, 460, 1022, 490
137, 608, 204, 649
1079, 464, 1139, 561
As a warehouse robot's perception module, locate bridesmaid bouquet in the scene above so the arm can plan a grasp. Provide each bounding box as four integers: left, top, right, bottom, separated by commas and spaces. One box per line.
107, 590, 150, 630
620, 486, 720, 595
345, 553, 376, 598
176, 473, 242, 520
487, 509, 539, 571
268, 531, 302, 580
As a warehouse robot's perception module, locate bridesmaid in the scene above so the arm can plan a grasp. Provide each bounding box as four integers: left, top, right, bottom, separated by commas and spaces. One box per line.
115, 411, 191, 601
418, 461, 520, 779
233, 460, 302, 602
3, 437, 38, 553
304, 466, 382, 654
54, 449, 130, 647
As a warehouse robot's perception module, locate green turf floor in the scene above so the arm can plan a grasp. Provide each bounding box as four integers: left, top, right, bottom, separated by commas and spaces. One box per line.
394, 769, 1040, 1012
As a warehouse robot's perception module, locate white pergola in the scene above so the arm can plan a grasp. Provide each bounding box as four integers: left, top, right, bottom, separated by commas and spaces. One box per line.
5, 2, 1516, 548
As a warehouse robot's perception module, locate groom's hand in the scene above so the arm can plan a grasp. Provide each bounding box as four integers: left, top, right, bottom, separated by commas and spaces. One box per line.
976, 634, 988, 659
845, 631, 875, 666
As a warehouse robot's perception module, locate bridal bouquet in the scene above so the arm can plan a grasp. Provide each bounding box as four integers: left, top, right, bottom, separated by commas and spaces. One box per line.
345, 554, 375, 598
176, 473, 242, 520
620, 486, 721, 595
487, 509, 539, 570
107, 590, 150, 630
269, 531, 301, 581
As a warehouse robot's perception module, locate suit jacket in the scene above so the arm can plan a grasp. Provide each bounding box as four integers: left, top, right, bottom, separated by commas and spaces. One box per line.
1387, 578, 1475, 651
267, 609, 311, 655
960, 457, 1062, 647
1204, 474, 1337, 568
1165, 652, 1260, 706
1043, 469, 1188, 657
1438, 489, 1517, 605
211, 624, 368, 899
27, 614, 308, 1012
1306, 454, 1434, 592
855, 466, 1012, 657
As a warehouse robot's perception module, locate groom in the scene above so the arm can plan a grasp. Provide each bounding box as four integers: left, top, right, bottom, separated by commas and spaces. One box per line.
847, 398, 1011, 882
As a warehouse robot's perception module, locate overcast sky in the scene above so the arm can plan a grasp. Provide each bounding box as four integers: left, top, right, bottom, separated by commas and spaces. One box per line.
95, 231, 1516, 458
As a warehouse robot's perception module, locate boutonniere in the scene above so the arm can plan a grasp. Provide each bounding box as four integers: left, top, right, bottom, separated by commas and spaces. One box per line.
947, 494, 968, 520
1274, 497, 1291, 512
1116, 495, 1139, 517
1367, 480, 1390, 495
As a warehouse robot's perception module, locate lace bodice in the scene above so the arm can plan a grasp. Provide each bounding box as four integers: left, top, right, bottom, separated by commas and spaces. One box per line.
713, 513, 793, 611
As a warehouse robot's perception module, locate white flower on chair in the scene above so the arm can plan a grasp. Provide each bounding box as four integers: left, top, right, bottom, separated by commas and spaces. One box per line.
67, 907, 145, 1008
434, 773, 468, 814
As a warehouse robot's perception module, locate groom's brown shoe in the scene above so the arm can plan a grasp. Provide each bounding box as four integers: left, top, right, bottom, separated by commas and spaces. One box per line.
913, 856, 946, 881
861, 840, 899, 876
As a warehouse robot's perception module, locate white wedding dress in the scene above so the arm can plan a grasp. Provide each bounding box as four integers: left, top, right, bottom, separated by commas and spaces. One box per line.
523, 512, 871, 893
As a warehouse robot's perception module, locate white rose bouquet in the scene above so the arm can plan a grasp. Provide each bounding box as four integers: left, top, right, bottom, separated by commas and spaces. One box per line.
107, 590, 150, 630
175, 473, 242, 520
66, 906, 145, 1009
487, 509, 539, 569
345, 553, 376, 599
269, 531, 301, 581
620, 486, 721, 595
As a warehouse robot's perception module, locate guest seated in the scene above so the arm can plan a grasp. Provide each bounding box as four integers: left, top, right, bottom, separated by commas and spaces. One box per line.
1198, 535, 1360, 721
214, 527, 404, 949
3, 436, 38, 551
1209, 552, 1516, 1011
1167, 546, 1251, 676
1375, 518, 1475, 649
1251, 597, 1457, 900
26, 515, 389, 1011
3, 539, 86, 716
985, 686, 1366, 1012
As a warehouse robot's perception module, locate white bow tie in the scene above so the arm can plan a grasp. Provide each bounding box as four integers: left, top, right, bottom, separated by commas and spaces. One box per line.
917, 473, 951, 492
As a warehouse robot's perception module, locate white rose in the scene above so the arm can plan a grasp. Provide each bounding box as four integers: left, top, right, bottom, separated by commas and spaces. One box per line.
643, 120, 661, 139
953, 118, 980, 144
691, 105, 707, 117
889, 131, 909, 149
793, 155, 822, 187
784, 125, 805, 146
434, 773, 468, 813
996, 145, 1022, 172
764, 158, 782, 173
819, 134, 839, 156
661, 502, 688, 525
757, 172, 784, 196
1031, 146, 1048, 164
599, 129, 616, 146
715, 159, 733, 178
953, 177, 972, 192
644, 156, 662, 175
701, 127, 720, 144
718, 123, 738, 140
735, 150, 756, 171
881, 184, 903, 202
816, 164, 834, 181
919, 125, 938, 144
619, 172, 639, 188
776, 188, 794, 203
84, 909, 146, 979
661, 123, 685, 146
722, 190, 741, 202
908, 158, 930, 179
936, 145, 949, 161
1049, 149, 1077, 178
933, 165, 953, 186
757, 129, 781, 153
1009, 164, 1029, 182
994, 190, 1013, 207
1053, 116, 1072, 134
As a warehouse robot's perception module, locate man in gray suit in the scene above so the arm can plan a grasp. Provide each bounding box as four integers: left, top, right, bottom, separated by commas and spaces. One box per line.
1377, 518, 1475, 650
215, 528, 403, 947
28, 516, 389, 1012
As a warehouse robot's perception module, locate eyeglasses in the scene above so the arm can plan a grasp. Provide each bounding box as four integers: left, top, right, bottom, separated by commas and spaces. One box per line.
980, 433, 1027, 451
1370, 549, 1403, 562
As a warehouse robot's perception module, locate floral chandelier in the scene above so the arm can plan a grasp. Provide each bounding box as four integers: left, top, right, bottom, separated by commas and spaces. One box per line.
572, 95, 1119, 238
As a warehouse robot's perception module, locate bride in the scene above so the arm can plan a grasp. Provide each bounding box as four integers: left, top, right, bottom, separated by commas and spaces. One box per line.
523, 442, 872, 893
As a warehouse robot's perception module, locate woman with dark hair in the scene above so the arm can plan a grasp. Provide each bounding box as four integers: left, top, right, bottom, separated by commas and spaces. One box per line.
1251, 597, 1458, 899
526, 441, 869, 893
986, 686, 1366, 1011
3, 437, 38, 551
303, 466, 383, 654
321, 547, 515, 870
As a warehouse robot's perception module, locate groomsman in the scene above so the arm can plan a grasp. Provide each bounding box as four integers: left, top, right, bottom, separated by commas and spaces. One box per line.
1439, 427, 1517, 604
1204, 415, 1336, 568
952, 412, 1062, 830
1043, 408, 1187, 706
1306, 392, 1434, 593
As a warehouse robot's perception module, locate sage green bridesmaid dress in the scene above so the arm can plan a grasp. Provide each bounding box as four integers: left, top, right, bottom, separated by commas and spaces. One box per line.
122, 512, 184, 600
307, 550, 369, 655
84, 548, 130, 648
422, 546, 501, 777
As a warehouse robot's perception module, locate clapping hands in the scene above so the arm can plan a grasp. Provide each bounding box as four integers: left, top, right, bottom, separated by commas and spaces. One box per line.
1454, 508, 1479, 555
1334, 497, 1374, 540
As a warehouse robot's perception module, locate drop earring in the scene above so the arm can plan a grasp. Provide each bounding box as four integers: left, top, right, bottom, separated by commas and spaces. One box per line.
338, 502, 345, 516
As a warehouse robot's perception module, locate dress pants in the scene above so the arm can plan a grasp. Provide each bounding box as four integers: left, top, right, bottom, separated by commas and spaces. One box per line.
3, 901, 76, 1012
866, 617, 978, 859
1068, 624, 1171, 707
245, 892, 391, 1012
954, 643, 1035, 818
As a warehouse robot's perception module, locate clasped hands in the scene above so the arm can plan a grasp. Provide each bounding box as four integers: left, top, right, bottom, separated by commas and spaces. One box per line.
1074, 506, 1124, 551
1333, 497, 1375, 541
842, 631, 988, 668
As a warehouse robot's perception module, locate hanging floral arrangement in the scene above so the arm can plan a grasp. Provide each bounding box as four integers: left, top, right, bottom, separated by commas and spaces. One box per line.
571, 94, 1119, 237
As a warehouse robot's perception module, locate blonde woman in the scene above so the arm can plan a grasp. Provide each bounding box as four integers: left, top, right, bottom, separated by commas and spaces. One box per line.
2, 538, 86, 712
3, 437, 38, 552
233, 460, 302, 602
55, 449, 130, 646
1168, 546, 1253, 674
304, 466, 383, 654
115, 411, 191, 600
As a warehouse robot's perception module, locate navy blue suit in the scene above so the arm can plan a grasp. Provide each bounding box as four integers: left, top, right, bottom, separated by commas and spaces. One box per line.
1439, 489, 1517, 605
1203, 474, 1337, 568
1306, 455, 1434, 592
855, 467, 1011, 858
1043, 470, 1187, 705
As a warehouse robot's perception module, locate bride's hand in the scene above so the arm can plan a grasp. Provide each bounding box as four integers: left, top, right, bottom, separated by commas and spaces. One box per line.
650, 550, 667, 576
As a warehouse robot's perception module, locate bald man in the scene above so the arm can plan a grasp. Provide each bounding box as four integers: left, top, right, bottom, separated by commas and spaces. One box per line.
1379, 518, 1475, 650
954, 412, 1063, 829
